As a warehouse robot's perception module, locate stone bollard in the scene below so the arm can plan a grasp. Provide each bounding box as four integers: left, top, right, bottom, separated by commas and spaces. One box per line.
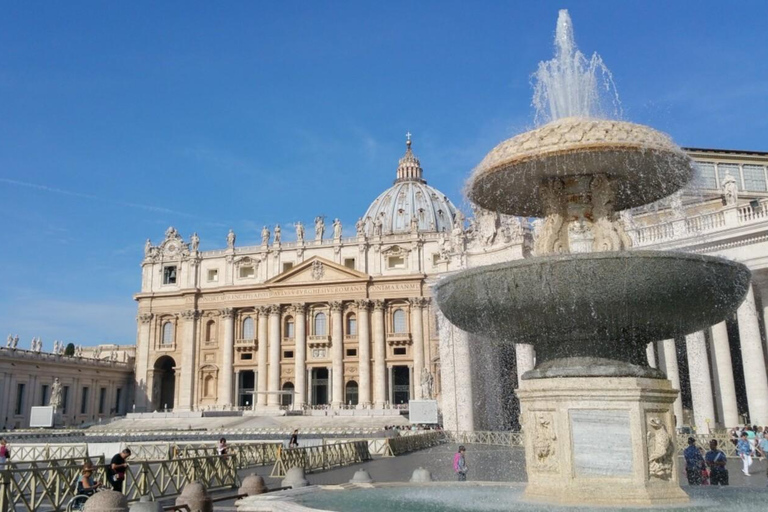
281, 466, 309, 489
409, 467, 433, 483
129, 495, 164, 512
82, 490, 129, 512
239, 474, 268, 495
349, 469, 374, 484
175, 481, 213, 512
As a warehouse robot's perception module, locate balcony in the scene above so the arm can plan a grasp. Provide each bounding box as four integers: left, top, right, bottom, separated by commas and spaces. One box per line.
386, 333, 412, 346
235, 338, 258, 352
308, 335, 331, 348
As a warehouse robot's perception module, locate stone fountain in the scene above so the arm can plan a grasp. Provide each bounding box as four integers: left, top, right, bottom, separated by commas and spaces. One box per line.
434, 10, 751, 507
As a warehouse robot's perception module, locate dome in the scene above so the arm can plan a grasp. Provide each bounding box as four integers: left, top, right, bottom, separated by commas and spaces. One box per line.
362, 137, 458, 234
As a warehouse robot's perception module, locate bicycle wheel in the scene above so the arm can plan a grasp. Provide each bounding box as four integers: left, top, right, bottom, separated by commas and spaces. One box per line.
66, 495, 89, 512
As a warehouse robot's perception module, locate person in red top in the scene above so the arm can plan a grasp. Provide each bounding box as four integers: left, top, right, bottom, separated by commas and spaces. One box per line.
453, 446, 468, 481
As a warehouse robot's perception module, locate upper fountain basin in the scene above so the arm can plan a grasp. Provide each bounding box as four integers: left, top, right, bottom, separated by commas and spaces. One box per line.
468, 117, 694, 217
433, 251, 750, 355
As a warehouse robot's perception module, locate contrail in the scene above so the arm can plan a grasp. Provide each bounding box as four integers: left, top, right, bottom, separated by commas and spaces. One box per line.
0, 177, 196, 218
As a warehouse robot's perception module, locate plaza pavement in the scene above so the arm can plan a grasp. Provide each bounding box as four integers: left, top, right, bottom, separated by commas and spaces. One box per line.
165, 445, 768, 511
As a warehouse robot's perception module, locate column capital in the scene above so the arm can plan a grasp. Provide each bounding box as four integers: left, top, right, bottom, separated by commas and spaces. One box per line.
258, 305, 270, 316
180, 309, 200, 320
138, 313, 154, 324
409, 297, 429, 308
372, 299, 386, 311
330, 301, 343, 312
355, 299, 372, 311
219, 307, 235, 319
292, 303, 307, 314
268, 304, 282, 316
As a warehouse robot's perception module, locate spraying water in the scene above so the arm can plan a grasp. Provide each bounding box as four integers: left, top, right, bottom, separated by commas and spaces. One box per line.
532, 9, 622, 124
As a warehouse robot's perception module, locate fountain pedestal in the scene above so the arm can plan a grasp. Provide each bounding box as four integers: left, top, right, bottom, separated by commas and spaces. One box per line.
517, 376, 688, 507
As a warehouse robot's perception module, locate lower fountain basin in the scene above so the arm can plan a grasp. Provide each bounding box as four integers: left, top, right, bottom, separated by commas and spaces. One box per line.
433, 251, 750, 377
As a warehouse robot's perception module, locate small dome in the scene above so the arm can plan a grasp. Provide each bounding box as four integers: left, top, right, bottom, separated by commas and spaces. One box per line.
363, 137, 458, 234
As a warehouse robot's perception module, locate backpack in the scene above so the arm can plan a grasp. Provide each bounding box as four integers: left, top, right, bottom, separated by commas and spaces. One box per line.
453, 453, 461, 472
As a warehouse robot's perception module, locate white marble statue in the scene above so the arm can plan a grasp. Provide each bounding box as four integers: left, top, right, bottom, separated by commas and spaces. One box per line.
165, 226, 178, 239
53, 340, 60, 354
420, 368, 434, 399
49, 378, 62, 410
226, 229, 236, 249
190, 232, 200, 252
355, 218, 365, 236
261, 225, 270, 245
314, 216, 325, 241
722, 173, 739, 206
5, 334, 11, 348
75, 345, 83, 358
111, 350, 118, 361
33, 337, 42, 352
144, 239, 152, 257
11, 335, 18, 349
93, 346, 102, 359
373, 217, 383, 237
274, 224, 281, 243
295, 222, 305, 243
647, 417, 674, 480
410, 216, 419, 234
333, 218, 342, 239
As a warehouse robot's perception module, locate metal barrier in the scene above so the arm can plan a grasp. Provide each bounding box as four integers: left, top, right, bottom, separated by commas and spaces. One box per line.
175, 442, 282, 469
442, 431, 524, 448
385, 431, 445, 456
270, 441, 371, 477
8, 443, 89, 462
676, 432, 736, 456
0, 454, 237, 512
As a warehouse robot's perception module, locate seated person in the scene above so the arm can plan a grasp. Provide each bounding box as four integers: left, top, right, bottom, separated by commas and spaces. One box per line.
77, 462, 102, 496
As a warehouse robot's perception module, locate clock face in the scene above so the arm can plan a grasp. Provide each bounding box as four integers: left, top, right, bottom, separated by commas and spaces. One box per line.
166, 243, 177, 254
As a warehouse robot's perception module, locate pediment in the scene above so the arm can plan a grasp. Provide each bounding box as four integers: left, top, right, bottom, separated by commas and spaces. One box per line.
267, 256, 369, 285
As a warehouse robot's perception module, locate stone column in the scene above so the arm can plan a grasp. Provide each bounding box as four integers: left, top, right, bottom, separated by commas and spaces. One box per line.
293, 304, 307, 409
709, 321, 739, 428
267, 305, 282, 406
234, 370, 241, 408
177, 309, 199, 411
330, 301, 344, 407
135, 313, 153, 411
660, 338, 684, 428
257, 307, 269, 407
515, 343, 535, 386
219, 308, 235, 407
388, 366, 394, 404
356, 300, 372, 407
646, 342, 657, 369
410, 298, 426, 400
685, 331, 715, 434
372, 300, 387, 408
737, 285, 768, 425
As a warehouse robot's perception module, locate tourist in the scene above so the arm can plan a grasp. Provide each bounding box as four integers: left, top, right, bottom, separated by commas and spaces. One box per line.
737, 432, 753, 476
453, 445, 468, 481
78, 461, 102, 496
0, 439, 9, 467
705, 440, 729, 486
107, 448, 131, 492
758, 432, 768, 482
289, 429, 299, 448
217, 438, 228, 456
683, 437, 705, 485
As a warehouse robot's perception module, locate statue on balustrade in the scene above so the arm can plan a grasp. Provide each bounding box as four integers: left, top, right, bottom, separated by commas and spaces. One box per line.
261, 225, 270, 245
190, 232, 200, 252
314, 216, 325, 241
49, 378, 62, 410
274, 224, 281, 244
227, 229, 236, 249
295, 221, 305, 243
722, 173, 739, 206
421, 368, 434, 399
333, 218, 342, 239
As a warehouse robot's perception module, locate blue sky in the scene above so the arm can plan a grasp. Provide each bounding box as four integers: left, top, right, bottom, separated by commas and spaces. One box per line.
1, 1, 767, 346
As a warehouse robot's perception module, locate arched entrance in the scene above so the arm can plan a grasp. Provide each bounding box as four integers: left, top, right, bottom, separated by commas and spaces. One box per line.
281, 382, 295, 407
154, 356, 176, 411
311, 368, 329, 405
345, 381, 359, 406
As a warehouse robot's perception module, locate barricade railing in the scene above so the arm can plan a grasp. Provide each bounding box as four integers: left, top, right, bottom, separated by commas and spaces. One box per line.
270, 441, 371, 477
8, 443, 89, 462
174, 441, 282, 469
385, 431, 445, 456
676, 432, 736, 456
0, 454, 237, 512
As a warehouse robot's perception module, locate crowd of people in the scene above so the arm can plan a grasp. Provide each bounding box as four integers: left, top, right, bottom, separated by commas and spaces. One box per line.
684, 425, 768, 486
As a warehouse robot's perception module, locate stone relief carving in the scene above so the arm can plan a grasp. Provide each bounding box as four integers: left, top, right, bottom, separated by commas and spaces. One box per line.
532, 413, 558, 470
534, 178, 569, 255
647, 416, 674, 480
722, 173, 738, 206
591, 175, 632, 252
311, 260, 325, 281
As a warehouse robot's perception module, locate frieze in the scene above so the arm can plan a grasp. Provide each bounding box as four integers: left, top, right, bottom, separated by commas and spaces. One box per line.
369, 282, 421, 293
200, 292, 270, 303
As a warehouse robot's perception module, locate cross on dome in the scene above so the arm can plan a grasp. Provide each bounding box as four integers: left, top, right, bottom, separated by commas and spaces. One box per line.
406, 131, 412, 148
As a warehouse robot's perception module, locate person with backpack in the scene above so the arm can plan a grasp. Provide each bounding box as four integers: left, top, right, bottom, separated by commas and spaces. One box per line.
453, 445, 468, 481
0, 439, 9, 468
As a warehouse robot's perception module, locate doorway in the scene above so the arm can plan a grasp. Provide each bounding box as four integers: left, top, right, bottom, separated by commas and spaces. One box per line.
311, 368, 329, 406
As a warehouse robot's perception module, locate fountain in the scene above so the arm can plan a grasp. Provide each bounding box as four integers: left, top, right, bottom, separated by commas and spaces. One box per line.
433, 9, 750, 507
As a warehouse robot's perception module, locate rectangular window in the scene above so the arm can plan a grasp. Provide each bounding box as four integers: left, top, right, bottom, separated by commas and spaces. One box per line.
432, 253, 441, 266
282, 262, 294, 272
81, 387, 90, 415
283, 350, 294, 359
393, 347, 407, 356
387, 255, 405, 269
346, 348, 357, 357
285, 321, 295, 338
14, 383, 25, 415
718, 163, 742, 190
693, 162, 717, 189
207, 269, 219, 282
41, 384, 49, 406
62, 386, 70, 414
239, 266, 255, 278
241, 353, 253, 360
115, 388, 122, 414
743, 165, 767, 192
98, 387, 107, 414
344, 258, 356, 269
163, 266, 177, 284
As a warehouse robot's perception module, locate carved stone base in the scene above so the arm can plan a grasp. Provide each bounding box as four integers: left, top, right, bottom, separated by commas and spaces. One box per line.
517, 376, 688, 507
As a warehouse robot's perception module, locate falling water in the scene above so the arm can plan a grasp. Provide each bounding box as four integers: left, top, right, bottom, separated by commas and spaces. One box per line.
532, 9, 622, 124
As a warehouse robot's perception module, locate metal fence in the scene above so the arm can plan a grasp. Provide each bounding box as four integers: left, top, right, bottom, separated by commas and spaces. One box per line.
270, 441, 372, 477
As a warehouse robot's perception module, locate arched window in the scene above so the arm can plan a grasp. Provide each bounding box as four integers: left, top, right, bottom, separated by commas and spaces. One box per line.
242, 317, 255, 340
346, 314, 357, 336
162, 322, 174, 345
285, 316, 295, 338
345, 381, 359, 406
205, 320, 215, 342
393, 309, 406, 333
203, 375, 215, 398
314, 312, 327, 336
